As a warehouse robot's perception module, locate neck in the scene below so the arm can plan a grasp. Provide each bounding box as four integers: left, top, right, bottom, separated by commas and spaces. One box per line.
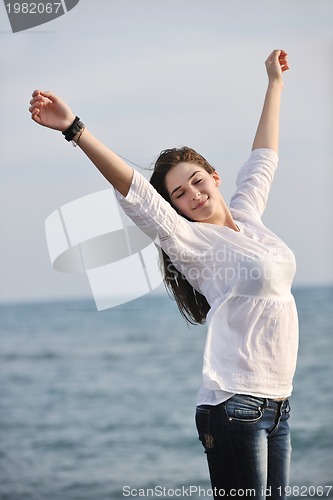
215, 198, 239, 231
224, 216, 240, 231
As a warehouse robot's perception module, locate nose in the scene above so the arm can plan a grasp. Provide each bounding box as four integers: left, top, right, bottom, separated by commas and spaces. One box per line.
191, 187, 200, 199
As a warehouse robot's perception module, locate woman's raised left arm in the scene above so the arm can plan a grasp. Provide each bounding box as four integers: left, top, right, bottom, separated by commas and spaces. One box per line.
252, 49, 289, 154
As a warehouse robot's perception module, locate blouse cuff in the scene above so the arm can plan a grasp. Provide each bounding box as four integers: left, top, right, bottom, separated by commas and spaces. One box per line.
115, 168, 143, 205
250, 147, 279, 163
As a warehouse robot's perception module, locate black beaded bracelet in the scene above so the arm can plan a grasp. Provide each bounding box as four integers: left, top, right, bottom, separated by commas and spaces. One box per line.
62, 116, 85, 142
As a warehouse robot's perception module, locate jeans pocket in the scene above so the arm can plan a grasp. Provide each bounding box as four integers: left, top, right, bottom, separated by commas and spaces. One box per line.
195, 406, 214, 451
225, 395, 264, 423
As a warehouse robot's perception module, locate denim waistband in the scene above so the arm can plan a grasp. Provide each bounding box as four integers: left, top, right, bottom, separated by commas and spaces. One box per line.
265, 398, 289, 410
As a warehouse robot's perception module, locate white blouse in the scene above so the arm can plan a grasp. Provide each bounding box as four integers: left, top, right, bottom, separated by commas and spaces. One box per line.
115, 148, 299, 403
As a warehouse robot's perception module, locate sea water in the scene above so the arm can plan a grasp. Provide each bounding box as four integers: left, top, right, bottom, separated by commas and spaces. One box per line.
1, 286, 332, 499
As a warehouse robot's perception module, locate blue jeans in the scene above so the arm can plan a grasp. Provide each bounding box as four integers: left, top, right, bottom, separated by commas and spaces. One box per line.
195, 394, 292, 500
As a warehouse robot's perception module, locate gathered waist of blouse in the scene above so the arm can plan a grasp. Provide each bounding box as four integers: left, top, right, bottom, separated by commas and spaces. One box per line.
207, 291, 296, 312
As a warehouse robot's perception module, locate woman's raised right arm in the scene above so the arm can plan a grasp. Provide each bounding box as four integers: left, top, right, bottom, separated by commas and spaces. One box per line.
29, 90, 133, 196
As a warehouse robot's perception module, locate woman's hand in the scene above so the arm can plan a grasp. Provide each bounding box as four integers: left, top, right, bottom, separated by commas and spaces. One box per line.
252, 49, 289, 152
265, 49, 289, 83
29, 90, 76, 131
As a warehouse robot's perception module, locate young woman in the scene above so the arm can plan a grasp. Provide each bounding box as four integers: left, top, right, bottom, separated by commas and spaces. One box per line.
29, 49, 298, 499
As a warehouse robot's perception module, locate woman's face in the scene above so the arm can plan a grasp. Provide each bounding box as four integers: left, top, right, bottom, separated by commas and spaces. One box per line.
165, 162, 226, 225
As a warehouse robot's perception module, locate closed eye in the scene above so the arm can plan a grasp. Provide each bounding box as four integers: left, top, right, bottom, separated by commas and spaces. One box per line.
175, 179, 202, 198
170, 170, 203, 199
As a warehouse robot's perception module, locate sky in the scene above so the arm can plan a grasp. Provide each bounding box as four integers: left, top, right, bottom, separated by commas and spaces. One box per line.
0, 0, 332, 305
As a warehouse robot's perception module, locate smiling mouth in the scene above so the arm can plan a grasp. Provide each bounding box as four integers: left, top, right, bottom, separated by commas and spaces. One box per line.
193, 198, 208, 210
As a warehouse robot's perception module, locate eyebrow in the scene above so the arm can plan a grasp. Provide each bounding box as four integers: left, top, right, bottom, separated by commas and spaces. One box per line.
170, 170, 201, 197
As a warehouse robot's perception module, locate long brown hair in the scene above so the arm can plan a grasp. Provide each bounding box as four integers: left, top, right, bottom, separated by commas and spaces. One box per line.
150, 146, 214, 325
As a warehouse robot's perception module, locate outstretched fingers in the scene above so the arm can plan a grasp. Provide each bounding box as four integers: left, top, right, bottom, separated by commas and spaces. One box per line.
29, 90, 53, 123
29, 98, 41, 122
32, 89, 54, 99
265, 49, 290, 80
29, 95, 43, 123
30, 107, 40, 123
278, 50, 289, 72
29, 89, 75, 131
30, 90, 57, 107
